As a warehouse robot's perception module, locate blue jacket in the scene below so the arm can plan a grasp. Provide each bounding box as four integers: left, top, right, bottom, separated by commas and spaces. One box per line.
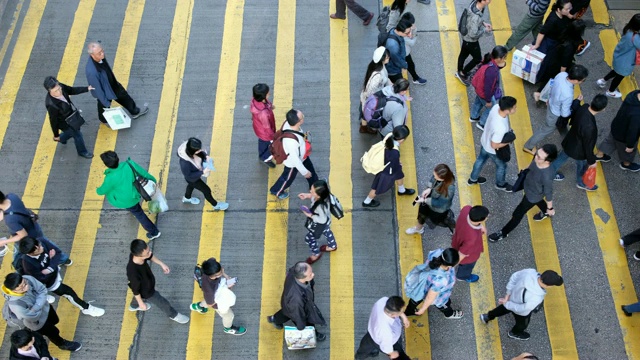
424, 175, 456, 213
613, 31, 640, 76
384, 31, 407, 75
85, 56, 117, 107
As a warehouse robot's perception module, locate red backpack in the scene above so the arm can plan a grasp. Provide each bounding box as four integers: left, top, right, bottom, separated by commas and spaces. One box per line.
471, 62, 495, 100
269, 122, 303, 164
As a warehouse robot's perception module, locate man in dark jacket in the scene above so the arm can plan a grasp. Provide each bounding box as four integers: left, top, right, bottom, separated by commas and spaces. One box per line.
43, 76, 94, 159
266, 262, 327, 341
596, 90, 640, 172
9, 329, 54, 360
552, 94, 608, 191
85, 41, 148, 125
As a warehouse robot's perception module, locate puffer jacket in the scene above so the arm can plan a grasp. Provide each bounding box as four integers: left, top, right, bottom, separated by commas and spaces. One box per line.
177, 140, 207, 183
250, 98, 276, 141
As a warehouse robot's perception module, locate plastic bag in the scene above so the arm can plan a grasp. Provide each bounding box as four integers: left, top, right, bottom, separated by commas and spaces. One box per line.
148, 189, 169, 214
582, 166, 596, 189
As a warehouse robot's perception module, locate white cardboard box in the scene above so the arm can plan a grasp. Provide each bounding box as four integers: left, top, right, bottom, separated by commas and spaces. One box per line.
103, 107, 131, 130
511, 45, 546, 84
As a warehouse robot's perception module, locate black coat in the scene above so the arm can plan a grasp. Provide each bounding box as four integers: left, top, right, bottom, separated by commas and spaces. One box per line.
561, 104, 597, 164
45, 83, 89, 137
280, 266, 326, 330
610, 90, 640, 148
9, 331, 52, 360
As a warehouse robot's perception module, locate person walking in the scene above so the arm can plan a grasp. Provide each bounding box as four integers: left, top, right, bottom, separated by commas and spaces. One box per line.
18, 237, 104, 317
378, 79, 410, 137
85, 41, 148, 124
269, 109, 318, 200
298, 180, 338, 265
388, 11, 427, 85
455, 0, 493, 86
329, 0, 374, 26
354, 296, 411, 360
468, 96, 518, 192
43, 76, 94, 159
266, 262, 327, 341
596, 13, 640, 98
488, 144, 558, 242
360, 47, 392, 134
177, 137, 229, 210
96, 151, 161, 241
470, 46, 508, 130
523, 65, 588, 154
2, 273, 82, 351
595, 89, 640, 172
406, 164, 457, 235
451, 205, 489, 283
385, 19, 413, 83
0, 191, 70, 265
504, 0, 551, 51
529, 0, 573, 55
190, 257, 246, 335
552, 94, 608, 191
250, 83, 277, 167
126, 239, 189, 324
9, 329, 55, 360
480, 269, 564, 340
619, 226, 640, 261
404, 248, 463, 319
363, 125, 415, 208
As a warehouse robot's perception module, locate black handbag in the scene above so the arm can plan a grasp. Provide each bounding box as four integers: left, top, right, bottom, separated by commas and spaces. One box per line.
512, 168, 530, 192
305, 217, 327, 239
127, 161, 153, 201
64, 102, 85, 131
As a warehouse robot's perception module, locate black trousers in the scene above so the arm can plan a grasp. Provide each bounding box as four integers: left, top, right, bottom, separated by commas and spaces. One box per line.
355, 332, 411, 359
405, 54, 419, 81
404, 298, 454, 317
272, 309, 324, 334
457, 40, 482, 75
185, 178, 218, 206
501, 196, 548, 236
604, 69, 625, 92
37, 307, 66, 346
621, 227, 640, 246
52, 283, 89, 309
388, 73, 404, 84
97, 84, 139, 123
487, 304, 531, 335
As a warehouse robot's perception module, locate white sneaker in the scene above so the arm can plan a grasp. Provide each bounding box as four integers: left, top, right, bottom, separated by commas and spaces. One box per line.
405, 226, 425, 235
213, 202, 229, 211
620, 238, 625, 248
606, 90, 622, 98
182, 197, 201, 205
171, 313, 190, 324
596, 79, 606, 88
82, 305, 105, 317
47, 295, 55, 304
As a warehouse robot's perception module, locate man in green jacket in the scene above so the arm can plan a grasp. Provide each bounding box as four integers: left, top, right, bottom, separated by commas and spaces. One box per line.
96, 151, 161, 240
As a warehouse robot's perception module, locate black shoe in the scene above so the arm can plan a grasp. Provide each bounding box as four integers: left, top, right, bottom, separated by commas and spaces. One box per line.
266, 315, 283, 330
263, 160, 276, 168
131, 106, 149, 119
363, 199, 380, 208
79, 152, 94, 159
595, 154, 611, 163
59, 340, 82, 351
508, 331, 530, 341
467, 177, 487, 185
397, 188, 416, 196
533, 211, 549, 221
634, 251, 640, 261
622, 305, 632, 317
63, 258, 73, 266
488, 231, 505, 243
480, 314, 490, 324
316, 332, 327, 341
495, 183, 513, 192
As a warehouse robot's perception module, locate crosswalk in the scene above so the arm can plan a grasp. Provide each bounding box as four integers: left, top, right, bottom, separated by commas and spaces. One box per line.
0, 0, 639, 359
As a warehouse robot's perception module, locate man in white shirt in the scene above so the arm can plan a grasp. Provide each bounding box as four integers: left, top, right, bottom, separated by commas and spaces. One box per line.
523, 65, 588, 153
468, 96, 517, 192
269, 109, 318, 200
355, 296, 411, 359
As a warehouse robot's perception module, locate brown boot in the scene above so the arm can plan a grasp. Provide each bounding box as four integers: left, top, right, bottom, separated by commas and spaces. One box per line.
359, 125, 377, 134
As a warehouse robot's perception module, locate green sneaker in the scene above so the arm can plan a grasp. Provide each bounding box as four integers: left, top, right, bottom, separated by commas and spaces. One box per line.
190, 302, 208, 314
223, 325, 247, 336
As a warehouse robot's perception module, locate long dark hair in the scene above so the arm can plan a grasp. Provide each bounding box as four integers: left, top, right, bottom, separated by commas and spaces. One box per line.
623, 13, 640, 34
309, 180, 330, 214
481, 45, 508, 64
433, 164, 455, 197
385, 125, 410, 149
390, 0, 406, 14
428, 248, 460, 269
186, 137, 206, 161
362, 50, 390, 91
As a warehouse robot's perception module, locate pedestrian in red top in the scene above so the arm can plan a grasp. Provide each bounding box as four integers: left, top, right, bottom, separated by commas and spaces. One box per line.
451, 205, 489, 283
250, 83, 276, 168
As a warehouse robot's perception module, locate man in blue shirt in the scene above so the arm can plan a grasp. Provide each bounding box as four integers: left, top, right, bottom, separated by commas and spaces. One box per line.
385, 19, 412, 83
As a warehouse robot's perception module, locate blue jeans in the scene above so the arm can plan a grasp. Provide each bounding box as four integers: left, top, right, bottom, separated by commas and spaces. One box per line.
470, 95, 496, 126
59, 127, 89, 155
625, 301, 640, 313
552, 151, 588, 185
469, 147, 507, 186
456, 262, 477, 280
127, 203, 159, 236
258, 139, 272, 162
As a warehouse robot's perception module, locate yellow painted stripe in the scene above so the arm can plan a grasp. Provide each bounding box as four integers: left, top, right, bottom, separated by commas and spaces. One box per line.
257, 0, 292, 358
493, 1, 579, 357
434, 0, 502, 358
185, 0, 243, 358
0, 0, 46, 146
328, 1, 354, 358
0, 0, 25, 71
589, 0, 610, 26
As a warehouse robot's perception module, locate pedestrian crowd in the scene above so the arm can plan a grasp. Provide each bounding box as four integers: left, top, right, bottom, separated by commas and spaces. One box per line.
0, 0, 638, 359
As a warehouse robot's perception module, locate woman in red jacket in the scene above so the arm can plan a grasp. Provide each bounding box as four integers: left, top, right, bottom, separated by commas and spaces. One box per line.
251, 83, 277, 168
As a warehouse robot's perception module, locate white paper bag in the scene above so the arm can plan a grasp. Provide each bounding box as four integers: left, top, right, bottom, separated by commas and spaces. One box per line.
103, 107, 132, 130
284, 326, 317, 350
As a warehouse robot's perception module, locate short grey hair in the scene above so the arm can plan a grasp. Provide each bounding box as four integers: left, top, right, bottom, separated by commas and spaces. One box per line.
87, 41, 103, 54
293, 262, 309, 279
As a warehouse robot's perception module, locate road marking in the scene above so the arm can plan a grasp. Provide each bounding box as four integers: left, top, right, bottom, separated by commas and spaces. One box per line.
257, 0, 292, 357
434, 0, 503, 358
492, 1, 579, 357
184, 0, 243, 358
590, 0, 610, 25
0, 0, 25, 71
328, 1, 354, 358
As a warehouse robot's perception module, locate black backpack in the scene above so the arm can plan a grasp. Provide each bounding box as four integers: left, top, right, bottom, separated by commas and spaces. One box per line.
193, 265, 203, 288
377, 30, 402, 48
458, 8, 469, 36
376, 6, 391, 33
12, 253, 24, 275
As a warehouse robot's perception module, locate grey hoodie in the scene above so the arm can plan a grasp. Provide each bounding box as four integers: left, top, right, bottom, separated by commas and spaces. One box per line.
379, 85, 408, 137
2, 275, 50, 331
504, 269, 546, 316
462, 1, 489, 43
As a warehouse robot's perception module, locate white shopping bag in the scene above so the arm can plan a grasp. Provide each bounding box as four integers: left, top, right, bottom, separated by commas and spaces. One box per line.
539, 78, 554, 103
103, 107, 132, 130
148, 189, 169, 214
284, 326, 317, 350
